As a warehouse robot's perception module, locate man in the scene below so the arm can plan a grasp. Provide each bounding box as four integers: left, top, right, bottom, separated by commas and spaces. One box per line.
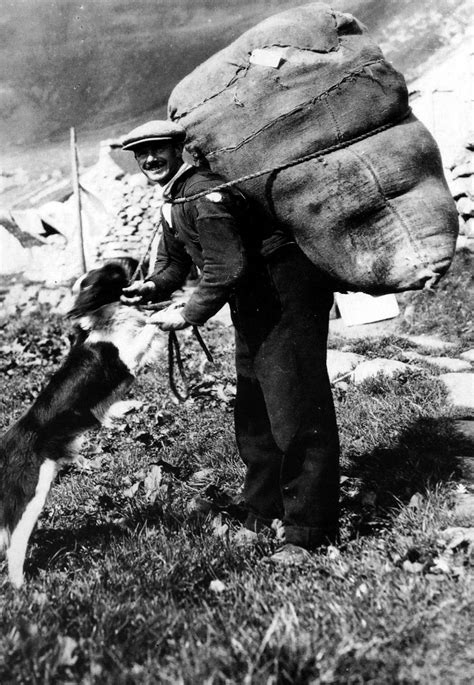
121, 120, 340, 563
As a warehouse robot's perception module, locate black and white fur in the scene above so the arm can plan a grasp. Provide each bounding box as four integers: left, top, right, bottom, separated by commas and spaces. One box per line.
0, 263, 164, 588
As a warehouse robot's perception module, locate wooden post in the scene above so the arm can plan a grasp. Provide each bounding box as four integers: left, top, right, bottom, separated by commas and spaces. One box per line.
70, 126, 87, 273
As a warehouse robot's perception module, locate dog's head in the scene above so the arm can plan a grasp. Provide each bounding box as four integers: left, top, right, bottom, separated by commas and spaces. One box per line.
68, 263, 129, 319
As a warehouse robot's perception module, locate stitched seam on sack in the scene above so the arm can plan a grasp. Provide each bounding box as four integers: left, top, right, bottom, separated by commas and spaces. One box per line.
173, 53, 382, 123
347, 147, 429, 269
166, 114, 410, 207
173, 62, 251, 119
258, 41, 340, 54
206, 59, 386, 156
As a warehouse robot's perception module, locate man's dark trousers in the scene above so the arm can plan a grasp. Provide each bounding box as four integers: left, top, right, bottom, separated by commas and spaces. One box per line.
232, 244, 340, 549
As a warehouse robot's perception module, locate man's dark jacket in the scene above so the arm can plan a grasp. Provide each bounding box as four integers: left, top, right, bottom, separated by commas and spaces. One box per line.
146, 166, 254, 326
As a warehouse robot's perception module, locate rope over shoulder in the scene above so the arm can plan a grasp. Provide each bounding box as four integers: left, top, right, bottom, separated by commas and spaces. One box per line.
169, 110, 412, 205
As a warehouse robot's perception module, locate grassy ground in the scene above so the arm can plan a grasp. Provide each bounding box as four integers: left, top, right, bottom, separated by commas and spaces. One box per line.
0, 249, 473, 684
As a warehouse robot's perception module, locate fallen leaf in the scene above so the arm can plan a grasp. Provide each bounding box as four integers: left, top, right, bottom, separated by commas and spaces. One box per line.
271, 519, 285, 541
355, 582, 368, 598
327, 545, 341, 560
57, 636, 78, 666
211, 514, 229, 538
32, 591, 47, 607
215, 384, 230, 402
190, 468, 215, 485
455, 483, 468, 494
402, 560, 423, 574
123, 482, 140, 498
431, 555, 452, 574
408, 493, 424, 510
143, 465, 163, 503
209, 579, 226, 593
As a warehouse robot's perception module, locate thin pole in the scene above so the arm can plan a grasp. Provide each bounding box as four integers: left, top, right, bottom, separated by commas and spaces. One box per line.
70, 126, 87, 273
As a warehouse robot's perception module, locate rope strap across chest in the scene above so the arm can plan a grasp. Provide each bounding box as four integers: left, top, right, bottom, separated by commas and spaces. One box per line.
169, 110, 411, 205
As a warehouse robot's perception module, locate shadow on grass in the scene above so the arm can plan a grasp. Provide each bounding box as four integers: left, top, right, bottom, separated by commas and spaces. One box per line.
25, 416, 472, 573
342, 415, 471, 539
26, 502, 178, 578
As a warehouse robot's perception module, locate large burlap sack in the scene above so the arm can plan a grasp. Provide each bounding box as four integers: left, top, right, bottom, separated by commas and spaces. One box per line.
168, 2, 458, 293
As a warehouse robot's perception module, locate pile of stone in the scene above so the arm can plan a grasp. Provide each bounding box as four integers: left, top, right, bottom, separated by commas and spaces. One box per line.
448, 136, 474, 249
94, 173, 163, 267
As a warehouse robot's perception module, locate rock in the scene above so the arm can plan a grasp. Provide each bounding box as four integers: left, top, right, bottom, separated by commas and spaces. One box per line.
351, 358, 411, 385
402, 334, 457, 351
448, 176, 473, 200
456, 196, 474, 218
424, 357, 472, 372
453, 493, 474, 523
454, 419, 474, 443
464, 217, 474, 238
37, 288, 66, 308
401, 350, 430, 362
457, 457, 474, 482
54, 291, 75, 315
2, 283, 40, 308
452, 160, 474, 178
403, 304, 416, 325
326, 350, 366, 382
439, 373, 474, 410
126, 205, 142, 220
460, 349, 474, 363
127, 174, 148, 189
456, 235, 474, 252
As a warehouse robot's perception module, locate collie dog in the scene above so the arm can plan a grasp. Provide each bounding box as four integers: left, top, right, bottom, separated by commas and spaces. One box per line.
0, 263, 164, 588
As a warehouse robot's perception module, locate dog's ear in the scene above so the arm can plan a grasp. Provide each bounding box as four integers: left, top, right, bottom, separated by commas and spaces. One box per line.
68, 263, 129, 318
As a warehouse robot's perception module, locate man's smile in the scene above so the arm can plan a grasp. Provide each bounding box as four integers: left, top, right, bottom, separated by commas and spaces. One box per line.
144, 160, 166, 170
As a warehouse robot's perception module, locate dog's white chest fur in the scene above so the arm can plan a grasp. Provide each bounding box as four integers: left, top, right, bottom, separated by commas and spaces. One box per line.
80, 305, 164, 374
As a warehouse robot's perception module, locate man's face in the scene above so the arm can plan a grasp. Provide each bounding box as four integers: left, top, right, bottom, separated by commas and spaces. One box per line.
134, 141, 183, 186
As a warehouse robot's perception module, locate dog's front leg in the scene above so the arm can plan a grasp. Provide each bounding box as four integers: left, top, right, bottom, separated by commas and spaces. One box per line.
7, 459, 57, 588
123, 323, 164, 373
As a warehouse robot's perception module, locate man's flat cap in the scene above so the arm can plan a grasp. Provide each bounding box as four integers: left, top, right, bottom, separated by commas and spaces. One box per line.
122, 120, 186, 150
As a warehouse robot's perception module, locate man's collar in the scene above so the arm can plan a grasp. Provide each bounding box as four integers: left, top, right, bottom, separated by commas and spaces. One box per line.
162, 162, 193, 200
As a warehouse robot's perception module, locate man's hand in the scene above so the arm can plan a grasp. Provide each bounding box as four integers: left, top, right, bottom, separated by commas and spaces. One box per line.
121, 280, 157, 305
149, 303, 190, 331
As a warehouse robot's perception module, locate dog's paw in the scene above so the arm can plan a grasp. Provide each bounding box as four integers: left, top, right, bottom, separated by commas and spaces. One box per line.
107, 399, 143, 418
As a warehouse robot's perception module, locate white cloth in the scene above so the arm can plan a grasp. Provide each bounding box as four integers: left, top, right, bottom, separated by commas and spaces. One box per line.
161, 162, 194, 228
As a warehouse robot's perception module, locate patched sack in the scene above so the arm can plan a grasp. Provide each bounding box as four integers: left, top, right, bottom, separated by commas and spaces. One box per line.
168, 2, 458, 293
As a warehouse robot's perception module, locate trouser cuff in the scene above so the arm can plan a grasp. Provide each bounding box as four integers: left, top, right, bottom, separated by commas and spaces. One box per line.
244, 512, 276, 534
284, 525, 339, 550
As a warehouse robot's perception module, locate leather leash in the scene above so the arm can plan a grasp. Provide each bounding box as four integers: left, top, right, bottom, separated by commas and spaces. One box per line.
128, 222, 215, 402
168, 326, 214, 403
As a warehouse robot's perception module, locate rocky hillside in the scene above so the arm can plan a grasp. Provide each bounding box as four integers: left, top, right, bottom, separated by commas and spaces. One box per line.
0, 0, 471, 156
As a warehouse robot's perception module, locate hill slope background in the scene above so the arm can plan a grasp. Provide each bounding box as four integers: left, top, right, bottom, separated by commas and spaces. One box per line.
0, 0, 471, 172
